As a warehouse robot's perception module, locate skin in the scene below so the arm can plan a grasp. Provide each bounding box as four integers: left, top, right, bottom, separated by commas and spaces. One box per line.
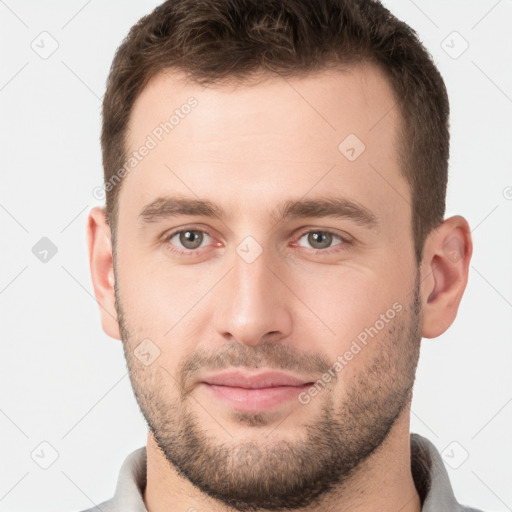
87, 62, 472, 512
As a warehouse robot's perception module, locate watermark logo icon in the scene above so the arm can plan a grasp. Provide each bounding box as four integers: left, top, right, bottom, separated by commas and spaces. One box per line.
441, 31, 469, 60
31, 31, 59, 59
236, 236, 263, 264
338, 134, 366, 161
31, 441, 59, 469
441, 440, 469, 469
32, 237, 58, 263
134, 338, 161, 366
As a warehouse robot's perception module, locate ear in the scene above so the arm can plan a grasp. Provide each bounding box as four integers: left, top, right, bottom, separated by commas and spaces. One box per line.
420, 215, 473, 339
86, 206, 121, 340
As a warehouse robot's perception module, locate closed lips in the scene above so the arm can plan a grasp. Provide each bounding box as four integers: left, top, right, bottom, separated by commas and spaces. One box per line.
201, 372, 313, 389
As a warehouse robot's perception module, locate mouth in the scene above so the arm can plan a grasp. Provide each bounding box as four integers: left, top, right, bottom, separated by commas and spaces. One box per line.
198, 371, 315, 413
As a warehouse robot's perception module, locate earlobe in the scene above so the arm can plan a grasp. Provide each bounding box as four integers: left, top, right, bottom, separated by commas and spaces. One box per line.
420, 216, 473, 338
87, 206, 121, 340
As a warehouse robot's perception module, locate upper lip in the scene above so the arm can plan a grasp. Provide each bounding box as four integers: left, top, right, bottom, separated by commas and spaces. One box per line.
201, 371, 314, 389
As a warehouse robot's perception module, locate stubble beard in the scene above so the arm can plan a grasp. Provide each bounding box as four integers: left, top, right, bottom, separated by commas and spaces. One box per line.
115, 273, 422, 511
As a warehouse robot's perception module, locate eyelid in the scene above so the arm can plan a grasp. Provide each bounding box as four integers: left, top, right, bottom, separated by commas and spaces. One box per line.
162, 225, 353, 256
169, 228, 212, 246
295, 226, 352, 240
292, 227, 353, 253
163, 225, 219, 255
164, 224, 216, 240
295, 227, 353, 243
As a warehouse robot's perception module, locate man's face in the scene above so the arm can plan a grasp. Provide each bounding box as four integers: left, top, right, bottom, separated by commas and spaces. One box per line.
114, 64, 422, 510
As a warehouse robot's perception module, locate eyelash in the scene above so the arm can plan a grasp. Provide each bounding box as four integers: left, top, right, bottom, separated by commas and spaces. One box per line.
163, 226, 352, 257
294, 228, 352, 254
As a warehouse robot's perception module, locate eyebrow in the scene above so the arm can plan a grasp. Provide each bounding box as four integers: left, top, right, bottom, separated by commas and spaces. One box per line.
138, 195, 378, 229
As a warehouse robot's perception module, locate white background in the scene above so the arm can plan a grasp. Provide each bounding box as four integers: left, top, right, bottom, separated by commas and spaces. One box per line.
1, 1, 511, 511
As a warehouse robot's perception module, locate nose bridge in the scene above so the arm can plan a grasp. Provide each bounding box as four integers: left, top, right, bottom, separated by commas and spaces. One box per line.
233, 247, 272, 310
214, 241, 292, 345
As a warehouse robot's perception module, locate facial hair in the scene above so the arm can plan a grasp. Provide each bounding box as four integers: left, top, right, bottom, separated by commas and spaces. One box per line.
115, 271, 422, 511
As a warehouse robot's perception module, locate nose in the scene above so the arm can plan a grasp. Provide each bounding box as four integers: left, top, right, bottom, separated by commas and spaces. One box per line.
213, 244, 293, 347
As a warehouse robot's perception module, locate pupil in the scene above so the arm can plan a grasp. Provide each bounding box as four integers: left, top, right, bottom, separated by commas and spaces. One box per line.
308, 232, 332, 249
180, 230, 202, 249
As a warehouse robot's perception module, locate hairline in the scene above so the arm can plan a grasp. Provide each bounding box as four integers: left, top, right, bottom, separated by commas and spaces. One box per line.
108, 60, 418, 263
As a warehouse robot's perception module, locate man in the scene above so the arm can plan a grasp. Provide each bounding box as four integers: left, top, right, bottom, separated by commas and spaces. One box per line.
85, 0, 481, 511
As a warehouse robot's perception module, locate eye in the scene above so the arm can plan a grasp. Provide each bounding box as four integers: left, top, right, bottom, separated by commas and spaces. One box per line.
168, 229, 212, 251
296, 229, 348, 251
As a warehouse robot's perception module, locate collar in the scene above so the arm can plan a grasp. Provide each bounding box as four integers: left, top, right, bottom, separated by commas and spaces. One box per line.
98, 433, 475, 512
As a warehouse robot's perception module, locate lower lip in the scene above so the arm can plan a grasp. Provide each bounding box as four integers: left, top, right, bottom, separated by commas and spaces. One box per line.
200, 383, 311, 412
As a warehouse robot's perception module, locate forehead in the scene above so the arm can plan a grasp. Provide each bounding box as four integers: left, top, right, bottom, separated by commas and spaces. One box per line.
120, 63, 410, 234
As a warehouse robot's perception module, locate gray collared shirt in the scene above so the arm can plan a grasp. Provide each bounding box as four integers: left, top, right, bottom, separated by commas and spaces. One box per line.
80, 433, 485, 512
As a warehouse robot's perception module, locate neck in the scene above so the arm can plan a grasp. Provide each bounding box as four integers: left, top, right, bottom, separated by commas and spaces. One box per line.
143, 408, 421, 512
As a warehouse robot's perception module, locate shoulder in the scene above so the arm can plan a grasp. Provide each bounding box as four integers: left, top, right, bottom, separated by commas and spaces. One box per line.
74, 447, 147, 512
77, 498, 116, 512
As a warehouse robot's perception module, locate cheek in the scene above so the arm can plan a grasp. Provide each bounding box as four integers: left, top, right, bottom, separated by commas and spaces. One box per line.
117, 250, 215, 332
292, 265, 405, 364
117, 272, 214, 378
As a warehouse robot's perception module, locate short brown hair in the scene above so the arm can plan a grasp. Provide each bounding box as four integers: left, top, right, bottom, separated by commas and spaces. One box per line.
101, 0, 449, 264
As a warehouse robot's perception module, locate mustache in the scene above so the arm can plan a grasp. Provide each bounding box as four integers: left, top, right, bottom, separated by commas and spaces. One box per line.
177, 341, 332, 394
